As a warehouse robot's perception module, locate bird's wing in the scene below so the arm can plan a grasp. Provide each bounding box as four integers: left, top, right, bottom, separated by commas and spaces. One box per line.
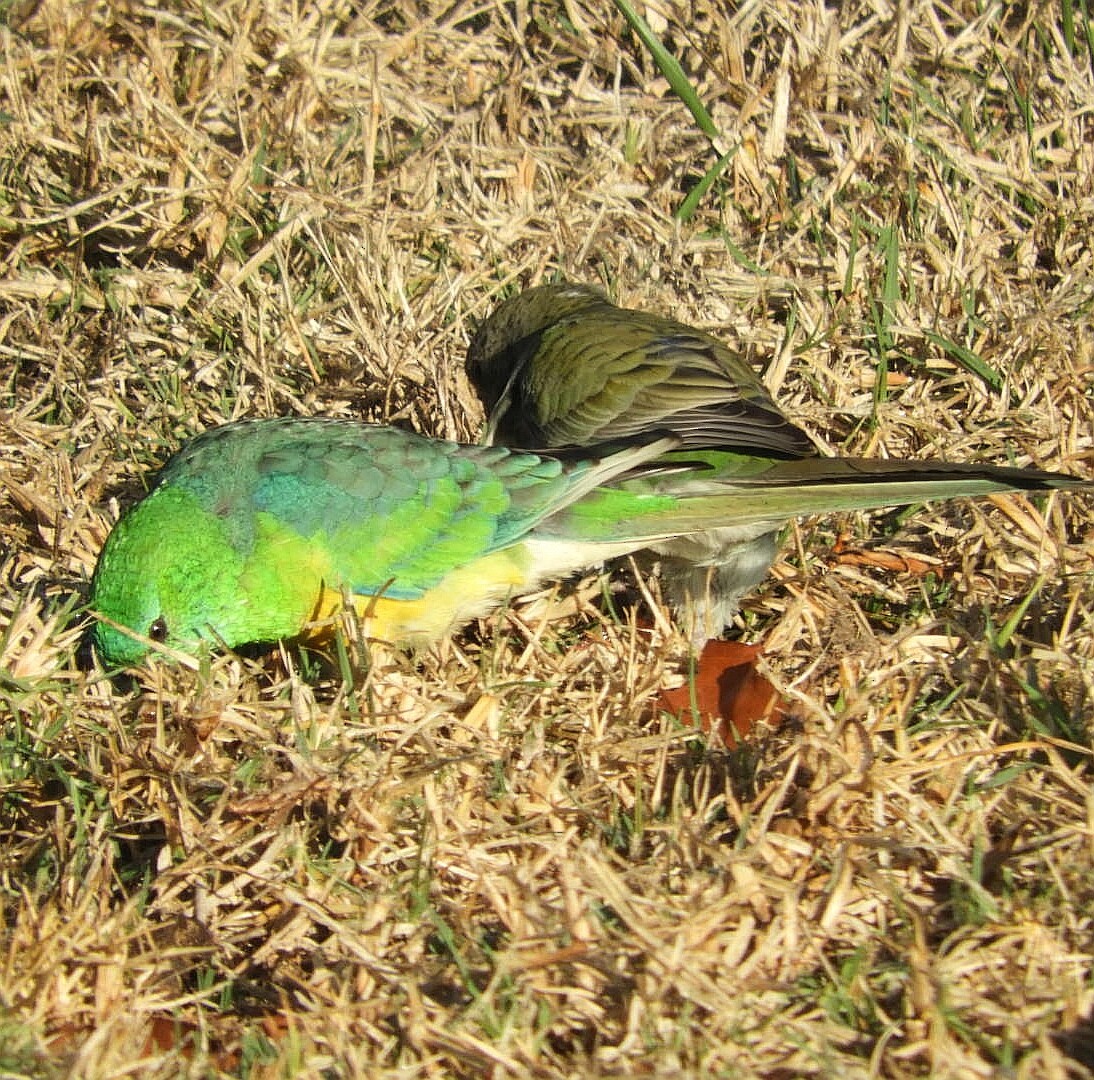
533, 313, 815, 456
469, 288, 814, 457
160, 418, 674, 600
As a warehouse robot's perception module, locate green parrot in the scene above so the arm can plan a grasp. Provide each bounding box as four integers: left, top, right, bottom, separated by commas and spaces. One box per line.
89, 416, 1087, 665
467, 282, 1089, 640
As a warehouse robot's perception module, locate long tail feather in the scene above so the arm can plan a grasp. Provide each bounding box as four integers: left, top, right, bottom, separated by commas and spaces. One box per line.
551, 455, 1090, 544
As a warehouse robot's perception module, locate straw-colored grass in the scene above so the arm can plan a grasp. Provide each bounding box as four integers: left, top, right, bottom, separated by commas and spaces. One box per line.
2, 1, 1092, 1075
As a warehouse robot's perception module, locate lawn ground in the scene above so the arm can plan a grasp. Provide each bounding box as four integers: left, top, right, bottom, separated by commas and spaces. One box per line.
1, 2, 1092, 1076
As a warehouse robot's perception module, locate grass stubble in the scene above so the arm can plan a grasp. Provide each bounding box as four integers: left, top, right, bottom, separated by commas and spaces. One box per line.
1, 1, 1092, 1076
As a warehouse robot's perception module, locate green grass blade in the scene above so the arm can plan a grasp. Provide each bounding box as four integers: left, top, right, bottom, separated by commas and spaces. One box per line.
1063, 0, 1077, 53
922, 329, 1004, 392
675, 145, 735, 222
990, 576, 1045, 652
879, 223, 901, 327
1082, 0, 1094, 76
613, 0, 721, 144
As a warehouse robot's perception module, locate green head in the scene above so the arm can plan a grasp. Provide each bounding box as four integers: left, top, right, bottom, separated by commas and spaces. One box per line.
89, 487, 250, 665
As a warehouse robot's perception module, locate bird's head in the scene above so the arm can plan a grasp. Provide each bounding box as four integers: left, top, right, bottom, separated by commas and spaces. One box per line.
467, 282, 609, 408
89, 487, 248, 666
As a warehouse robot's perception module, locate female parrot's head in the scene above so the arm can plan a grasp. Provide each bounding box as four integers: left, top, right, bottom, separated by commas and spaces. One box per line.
466, 282, 609, 413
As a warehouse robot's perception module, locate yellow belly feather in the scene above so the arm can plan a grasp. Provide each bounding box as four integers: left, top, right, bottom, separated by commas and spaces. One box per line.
303, 545, 535, 646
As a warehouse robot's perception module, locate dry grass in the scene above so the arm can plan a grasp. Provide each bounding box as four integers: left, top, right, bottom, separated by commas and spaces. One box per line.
2, 0, 1093, 1076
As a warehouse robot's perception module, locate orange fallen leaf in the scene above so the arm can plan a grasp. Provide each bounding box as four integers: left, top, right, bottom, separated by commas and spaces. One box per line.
659, 640, 785, 746
144, 1015, 200, 1057
261, 1012, 292, 1040
830, 535, 939, 575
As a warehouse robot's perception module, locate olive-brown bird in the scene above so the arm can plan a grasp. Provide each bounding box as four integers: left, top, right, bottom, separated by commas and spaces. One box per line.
467, 282, 1087, 642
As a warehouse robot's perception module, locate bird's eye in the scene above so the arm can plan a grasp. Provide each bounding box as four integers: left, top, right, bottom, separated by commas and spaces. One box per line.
148, 617, 169, 643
